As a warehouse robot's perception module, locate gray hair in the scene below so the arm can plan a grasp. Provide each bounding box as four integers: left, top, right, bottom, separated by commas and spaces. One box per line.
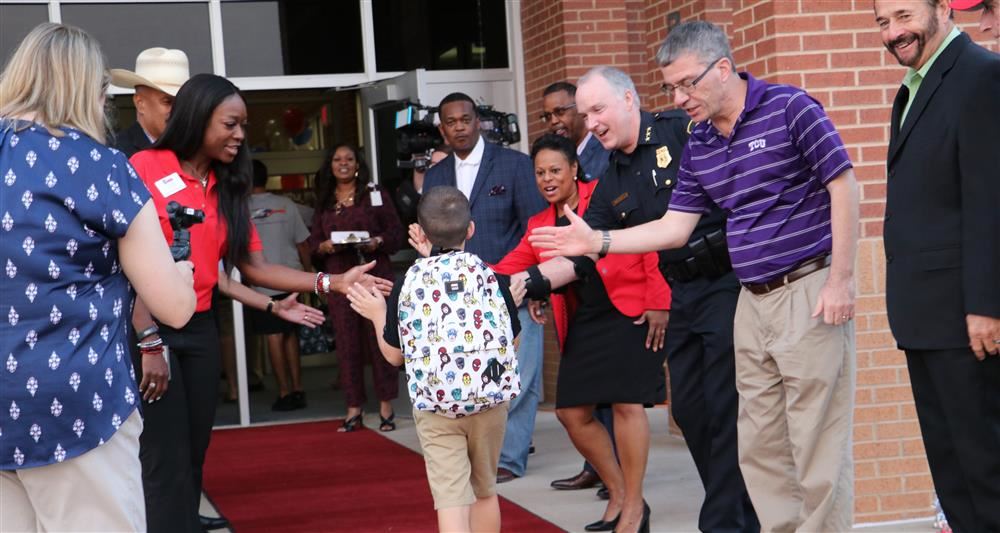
656, 21, 735, 69
578, 66, 640, 108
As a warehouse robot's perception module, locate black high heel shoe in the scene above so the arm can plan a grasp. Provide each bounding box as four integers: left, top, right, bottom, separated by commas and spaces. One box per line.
613, 501, 650, 533
584, 512, 620, 531
338, 412, 363, 432
638, 501, 650, 533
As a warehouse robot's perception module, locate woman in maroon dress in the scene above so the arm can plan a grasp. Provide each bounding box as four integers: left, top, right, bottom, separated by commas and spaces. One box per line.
310, 144, 404, 431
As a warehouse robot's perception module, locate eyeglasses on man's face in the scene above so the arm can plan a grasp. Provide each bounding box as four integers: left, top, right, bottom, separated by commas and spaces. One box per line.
660, 57, 723, 99
539, 103, 576, 123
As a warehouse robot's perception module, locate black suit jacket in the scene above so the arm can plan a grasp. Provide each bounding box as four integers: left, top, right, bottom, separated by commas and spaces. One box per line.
885, 32, 1000, 350
114, 121, 153, 159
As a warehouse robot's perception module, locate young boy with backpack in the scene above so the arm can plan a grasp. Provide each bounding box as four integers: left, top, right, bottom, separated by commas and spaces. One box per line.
347, 186, 524, 533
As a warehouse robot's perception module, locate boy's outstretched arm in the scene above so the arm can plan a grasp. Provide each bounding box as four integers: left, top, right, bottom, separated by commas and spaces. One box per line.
347, 283, 404, 366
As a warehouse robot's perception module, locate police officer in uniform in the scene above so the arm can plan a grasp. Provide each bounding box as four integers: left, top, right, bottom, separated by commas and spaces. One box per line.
522, 66, 758, 533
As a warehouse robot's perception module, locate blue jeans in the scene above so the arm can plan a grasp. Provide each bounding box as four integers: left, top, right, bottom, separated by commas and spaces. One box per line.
498, 307, 543, 477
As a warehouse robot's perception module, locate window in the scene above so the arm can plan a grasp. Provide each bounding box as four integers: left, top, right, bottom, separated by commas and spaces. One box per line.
61, 3, 213, 76
0, 4, 49, 65
221, 0, 363, 76
373, 0, 508, 72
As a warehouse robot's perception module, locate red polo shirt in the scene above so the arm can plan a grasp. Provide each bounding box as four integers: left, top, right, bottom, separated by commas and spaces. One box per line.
130, 149, 263, 312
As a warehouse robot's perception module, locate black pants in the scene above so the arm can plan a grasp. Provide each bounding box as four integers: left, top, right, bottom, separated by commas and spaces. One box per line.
664, 272, 759, 533
133, 311, 221, 533
582, 406, 617, 474
905, 347, 1000, 533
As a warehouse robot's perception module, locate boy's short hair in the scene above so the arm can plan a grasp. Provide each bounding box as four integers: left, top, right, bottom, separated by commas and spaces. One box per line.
252, 159, 268, 188
418, 186, 471, 248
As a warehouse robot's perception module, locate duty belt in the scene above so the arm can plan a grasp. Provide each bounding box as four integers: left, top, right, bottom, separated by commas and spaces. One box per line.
662, 229, 732, 283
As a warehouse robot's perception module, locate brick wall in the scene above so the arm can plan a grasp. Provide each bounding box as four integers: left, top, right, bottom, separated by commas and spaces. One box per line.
520, 0, 997, 525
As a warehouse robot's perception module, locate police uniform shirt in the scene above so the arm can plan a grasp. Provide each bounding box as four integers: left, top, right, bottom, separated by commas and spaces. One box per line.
583, 110, 726, 265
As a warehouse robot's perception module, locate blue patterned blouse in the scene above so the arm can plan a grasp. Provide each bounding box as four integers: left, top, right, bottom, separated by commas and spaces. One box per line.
0, 119, 150, 469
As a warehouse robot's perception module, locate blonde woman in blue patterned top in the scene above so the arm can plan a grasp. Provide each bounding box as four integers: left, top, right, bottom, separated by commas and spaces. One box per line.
0, 23, 196, 531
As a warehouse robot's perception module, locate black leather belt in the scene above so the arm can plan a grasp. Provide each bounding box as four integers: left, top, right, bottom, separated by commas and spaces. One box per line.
742, 255, 832, 295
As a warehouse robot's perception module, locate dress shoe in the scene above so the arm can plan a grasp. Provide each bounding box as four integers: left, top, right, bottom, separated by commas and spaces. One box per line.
496, 467, 519, 484
271, 394, 297, 412
550, 470, 602, 490
199, 514, 230, 531
597, 486, 609, 500
584, 512, 620, 532
291, 390, 306, 409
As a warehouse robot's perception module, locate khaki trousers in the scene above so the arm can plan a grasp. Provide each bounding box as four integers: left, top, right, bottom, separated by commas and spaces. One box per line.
734, 267, 855, 532
1, 409, 145, 532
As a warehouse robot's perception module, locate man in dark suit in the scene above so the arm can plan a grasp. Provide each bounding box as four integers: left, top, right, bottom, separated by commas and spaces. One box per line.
423, 92, 547, 483
109, 47, 189, 157
540, 81, 610, 182
876, 1, 1000, 530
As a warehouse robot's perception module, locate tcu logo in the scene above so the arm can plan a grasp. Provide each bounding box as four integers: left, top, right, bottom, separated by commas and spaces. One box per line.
747, 138, 767, 151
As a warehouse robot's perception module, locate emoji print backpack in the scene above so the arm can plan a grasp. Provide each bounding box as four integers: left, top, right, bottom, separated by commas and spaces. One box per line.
398, 251, 520, 418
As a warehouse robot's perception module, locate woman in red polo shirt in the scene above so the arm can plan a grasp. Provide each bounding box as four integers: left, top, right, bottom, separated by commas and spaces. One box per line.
128, 73, 391, 533
492, 135, 669, 533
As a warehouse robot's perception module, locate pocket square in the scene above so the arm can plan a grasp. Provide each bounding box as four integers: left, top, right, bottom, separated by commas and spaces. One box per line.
489, 185, 507, 196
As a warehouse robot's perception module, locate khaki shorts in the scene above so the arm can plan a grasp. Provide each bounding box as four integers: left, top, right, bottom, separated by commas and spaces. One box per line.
413, 404, 508, 510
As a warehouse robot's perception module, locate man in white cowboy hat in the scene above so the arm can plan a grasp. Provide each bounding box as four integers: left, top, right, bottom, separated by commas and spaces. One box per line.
111, 47, 189, 157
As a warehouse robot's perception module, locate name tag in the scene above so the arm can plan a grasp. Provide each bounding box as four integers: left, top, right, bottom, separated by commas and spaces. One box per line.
154, 172, 186, 198
611, 192, 630, 207
370, 190, 383, 207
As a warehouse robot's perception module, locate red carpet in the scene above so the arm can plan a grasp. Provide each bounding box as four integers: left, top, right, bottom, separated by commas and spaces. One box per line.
203, 420, 564, 532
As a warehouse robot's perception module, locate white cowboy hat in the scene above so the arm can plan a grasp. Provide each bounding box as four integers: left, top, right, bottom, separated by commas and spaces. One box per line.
110, 47, 190, 96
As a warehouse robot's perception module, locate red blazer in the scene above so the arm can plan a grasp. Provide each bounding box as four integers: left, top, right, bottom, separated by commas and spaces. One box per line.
492, 179, 671, 349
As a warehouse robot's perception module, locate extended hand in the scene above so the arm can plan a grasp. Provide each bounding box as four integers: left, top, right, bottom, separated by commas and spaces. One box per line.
334, 261, 394, 296
347, 282, 387, 322
274, 293, 326, 328
528, 205, 600, 258
967, 314, 1000, 360
812, 276, 855, 326
408, 223, 432, 258
634, 309, 669, 351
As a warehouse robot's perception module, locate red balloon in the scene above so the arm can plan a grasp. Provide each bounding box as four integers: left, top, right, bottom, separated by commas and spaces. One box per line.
281, 108, 306, 137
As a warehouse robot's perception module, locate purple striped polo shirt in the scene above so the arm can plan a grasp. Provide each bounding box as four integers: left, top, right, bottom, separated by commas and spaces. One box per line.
668, 73, 853, 284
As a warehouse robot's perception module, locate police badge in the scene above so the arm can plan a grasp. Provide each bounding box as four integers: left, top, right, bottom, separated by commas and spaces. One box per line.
656, 145, 671, 168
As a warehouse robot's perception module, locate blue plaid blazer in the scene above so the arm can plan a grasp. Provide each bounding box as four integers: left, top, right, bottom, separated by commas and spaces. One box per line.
578, 134, 610, 182
423, 141, 546, 264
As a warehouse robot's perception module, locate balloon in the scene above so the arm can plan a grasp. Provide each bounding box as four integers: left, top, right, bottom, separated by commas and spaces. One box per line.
291, 127, 313, 146
282, 107, 306, 137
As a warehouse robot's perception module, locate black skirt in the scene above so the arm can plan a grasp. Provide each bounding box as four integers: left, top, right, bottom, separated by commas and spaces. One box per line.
555, 256, 668, 408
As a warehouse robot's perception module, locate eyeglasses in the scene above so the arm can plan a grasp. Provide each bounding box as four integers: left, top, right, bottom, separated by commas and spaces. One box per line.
660, 57, 723, 99
539, 103, 576, 123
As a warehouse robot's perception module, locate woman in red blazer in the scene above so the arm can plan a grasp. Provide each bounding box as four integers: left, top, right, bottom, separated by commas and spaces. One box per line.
493, 134, 670, 532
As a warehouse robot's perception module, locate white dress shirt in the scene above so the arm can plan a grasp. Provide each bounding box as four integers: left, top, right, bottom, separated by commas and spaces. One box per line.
454, 136, 485, 200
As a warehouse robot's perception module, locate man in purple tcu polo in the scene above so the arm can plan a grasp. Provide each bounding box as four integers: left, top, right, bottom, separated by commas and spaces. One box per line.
530, 21, 860, 531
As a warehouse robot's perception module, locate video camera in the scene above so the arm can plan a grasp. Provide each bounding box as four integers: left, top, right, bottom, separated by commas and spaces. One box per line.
166, 201, 205, 261
394, 99, 521, 171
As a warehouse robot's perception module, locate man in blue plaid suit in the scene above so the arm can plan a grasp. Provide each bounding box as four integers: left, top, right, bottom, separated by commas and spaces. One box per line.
424, 92, 547, 483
